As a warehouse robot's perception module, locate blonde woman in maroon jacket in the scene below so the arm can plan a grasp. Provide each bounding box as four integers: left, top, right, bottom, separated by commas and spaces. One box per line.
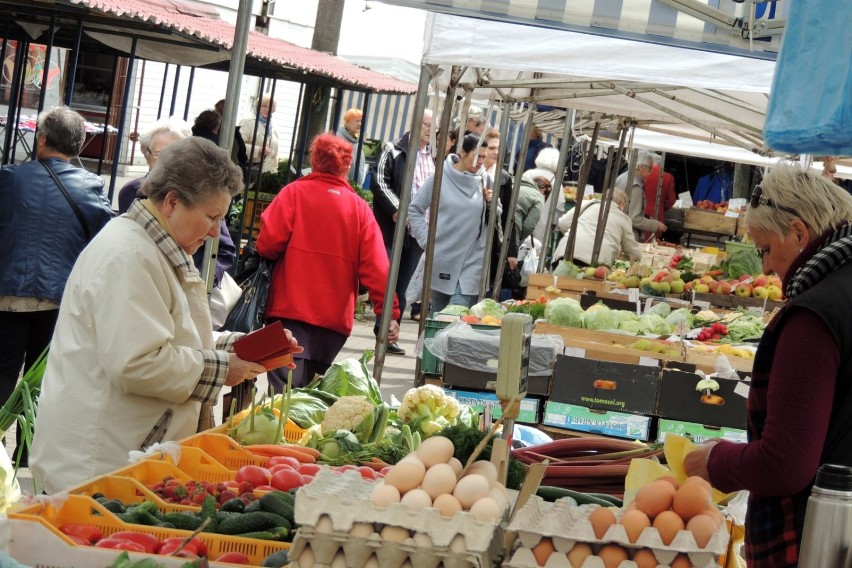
257, 134, 400, 390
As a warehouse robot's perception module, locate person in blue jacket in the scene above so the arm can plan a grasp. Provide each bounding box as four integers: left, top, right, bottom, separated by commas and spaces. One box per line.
0, 105, 114, 464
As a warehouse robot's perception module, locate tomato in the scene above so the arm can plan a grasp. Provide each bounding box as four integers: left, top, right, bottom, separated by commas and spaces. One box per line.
267, 456, 301, 469
216, 551, 252, 564
379, 466, 392, 476
222, 480, 240, 490
60, 523, 103, 545
157, 536, 205, 557
111, 531, 160, 553
95, 538, 146, 552
235, 465, 271, 487
336, 464, 357, 473
297, 463, 322, 476
65, 534, 91, 546
270, 468, 303, 492
301, 474, 315, 485
254, 484, 276, 492
357, 466, 378, 481
268, 463, 296, 475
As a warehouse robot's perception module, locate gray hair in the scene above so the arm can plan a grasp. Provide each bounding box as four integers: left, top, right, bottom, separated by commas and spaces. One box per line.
143, 137, 243, 206
611, 189, 628, 209
651, 153, 663, 166
636, 150, 655, 169
745, 164, 852, 238
260, 93, 276, 113
466, 105, 484, 124
37, 106, 87, 156
139, 117, 192, 157
535, 147, 560, 173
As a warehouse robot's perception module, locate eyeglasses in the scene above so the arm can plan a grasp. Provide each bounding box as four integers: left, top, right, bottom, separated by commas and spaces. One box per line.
749, 184, 799, 217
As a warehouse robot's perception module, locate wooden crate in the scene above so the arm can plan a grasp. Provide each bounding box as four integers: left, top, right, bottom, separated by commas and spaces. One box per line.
691, 291, 784, 312
684, 208, 738, 235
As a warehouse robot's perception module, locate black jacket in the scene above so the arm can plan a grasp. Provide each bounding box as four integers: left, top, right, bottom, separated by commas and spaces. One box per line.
370, 132, 412, 246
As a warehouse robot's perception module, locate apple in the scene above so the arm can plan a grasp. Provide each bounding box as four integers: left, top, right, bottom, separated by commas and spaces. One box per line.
752, 286, 769, 299
716, 281, 732, 295
766, 285, 783, 300
615, 281, 627, 289
753, 275, 769, 288
658, 281, 672, 294
707, 280, 719, 293
700, 275, 715, 285
738, 274, 752, 282
670, 279, 685, 294
769, 276, 783, 288
669, 269, 682, 281
695, 284, 710, 294
584, 266, 597, 278
625, 276, 640, 288
735, 283, 752, 297
594, 265, 609, 280
651, 282, 662, 292
640, 277, 653, 287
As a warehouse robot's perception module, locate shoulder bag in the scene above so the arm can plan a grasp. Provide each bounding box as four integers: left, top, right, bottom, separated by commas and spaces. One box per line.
40, 159, 92, 241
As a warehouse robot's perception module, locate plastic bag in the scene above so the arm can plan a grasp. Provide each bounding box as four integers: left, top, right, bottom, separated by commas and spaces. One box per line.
221, 248, 274, 333
764, 1, 852, 153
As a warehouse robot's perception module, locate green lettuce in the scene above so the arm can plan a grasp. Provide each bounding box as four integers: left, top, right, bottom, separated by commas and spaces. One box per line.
727, 249, 763, 279
307, 350, 383, 405
470, 299, 505, 319
545, 297, 585, 328
439, 305, 471, 316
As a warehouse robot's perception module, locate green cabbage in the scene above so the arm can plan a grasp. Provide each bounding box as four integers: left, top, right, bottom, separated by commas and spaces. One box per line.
614, 310, 639, 324
470, 299, 505, 319
648, 302, 671, 318
584, 309, 621, 331
727, 249, 763, 279
639, 314, 675, 335
553, 260, 582, 278
439, 305, 471, 316
585, 302, 610, 313
619, 320, 650, 335
307, 350, 383, 405
545, 297, 585, 328
665, 308, 694, 330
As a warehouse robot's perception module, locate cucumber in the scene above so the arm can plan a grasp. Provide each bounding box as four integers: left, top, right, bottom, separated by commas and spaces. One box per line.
262, 549, 289, 568
163, 512, 204, 531
259, 492, 294, 522
536, 486, 614, 507
585, 492, 624, 508
217, 511, 287, 535
220, 498, 246, 513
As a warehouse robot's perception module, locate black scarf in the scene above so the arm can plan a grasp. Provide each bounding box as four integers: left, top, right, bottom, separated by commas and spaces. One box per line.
786, 222, 852, 299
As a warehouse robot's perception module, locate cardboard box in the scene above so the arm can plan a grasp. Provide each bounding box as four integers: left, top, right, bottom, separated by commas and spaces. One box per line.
550, 354, 662, 416
657, 369, 749, 429
443, 388, 541, 424
442, 362, 551, 396
656, 418, 747, 444
542, 401, 655, 441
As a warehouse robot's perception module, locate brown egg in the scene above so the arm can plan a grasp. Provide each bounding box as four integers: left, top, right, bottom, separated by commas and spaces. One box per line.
619, 509, 651, 543
632, 548, 658, 568
687, 513, 719, 548
657, 475, 680, 491
635, 480, 676, 519
566, 542, 593, 567
598, 544, 629, 568
652, 510, 685, 545
673, 483, 713, 522
682, 475, 713, 493
531, 537, 555, 566
670, 553, 692, 568
588, 507, 617, 539
701, 506, 725, 529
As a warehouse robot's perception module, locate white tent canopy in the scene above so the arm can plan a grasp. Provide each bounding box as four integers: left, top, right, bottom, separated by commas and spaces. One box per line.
422, 13, 777, 154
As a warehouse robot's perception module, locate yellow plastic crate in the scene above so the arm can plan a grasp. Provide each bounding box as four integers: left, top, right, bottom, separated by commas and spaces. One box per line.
209, 412, 308, 444
10, 495, 289, 565
68, 475, 197, 513
180, 432, 267, 470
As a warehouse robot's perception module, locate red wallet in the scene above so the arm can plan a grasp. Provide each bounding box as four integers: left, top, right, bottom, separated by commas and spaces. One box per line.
233, 321, 294, 370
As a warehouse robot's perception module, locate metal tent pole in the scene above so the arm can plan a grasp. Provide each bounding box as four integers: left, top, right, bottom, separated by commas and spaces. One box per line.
183, 66, 196, 121
355, 91, 370, 185
33, 13, 57, 127
652, 151, 667, 230
157, 64, 169, 120
64, 20, 83, 106
97, 54, 120, 176
563, 121, 600, 263
374, 64, 437, 386
480, 101, 511, 299
2, 40, 25, 165
537, 109, 576, 272
107, 38, 137, 203
591, 126, 628, 265
11, 38, 30, 164
169, 65, 182, 118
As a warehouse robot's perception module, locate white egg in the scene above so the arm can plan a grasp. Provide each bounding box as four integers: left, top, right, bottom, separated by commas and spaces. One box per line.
330, 550, 347, 568
380, 525, 410, 542
363, 554, 380, 568
384, 457, 426, 493
400, 560, 414, 568
453, 473, 491, 509
315, 515, 334, 533
348, 522, 375, 538
448, 457, 464, 477
421, 463, 458, 499
469, 496, 502, 522
412, 532, 433, 548
433, 493, 463, 518
416, 435, 455, 467
449, 534, 466, 553
487, 488, 508, 511
371, 482, 401, 508
467, 460, 498, 485
297, 544, 314, 567
400, 488, 433, 512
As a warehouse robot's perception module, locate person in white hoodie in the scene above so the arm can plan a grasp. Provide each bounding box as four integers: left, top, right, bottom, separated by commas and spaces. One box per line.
528, 147, 564, 243
551, 189, 643, 267
408, 134, 494, 313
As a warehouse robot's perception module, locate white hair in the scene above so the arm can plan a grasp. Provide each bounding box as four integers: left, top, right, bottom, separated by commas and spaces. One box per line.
636, 150, 655, 169
139, 117, 192, 156
535, 147, 560, 173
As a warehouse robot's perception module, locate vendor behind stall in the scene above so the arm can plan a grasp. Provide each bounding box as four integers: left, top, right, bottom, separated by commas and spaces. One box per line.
30, 137, 301, 493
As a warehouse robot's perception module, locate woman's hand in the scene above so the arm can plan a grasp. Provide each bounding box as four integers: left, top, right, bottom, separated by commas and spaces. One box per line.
284, 327, 304, 368
483, 187, 493, 203
225, 354, 267, 387
387, 320, 400, 343
684, 439, 721, 482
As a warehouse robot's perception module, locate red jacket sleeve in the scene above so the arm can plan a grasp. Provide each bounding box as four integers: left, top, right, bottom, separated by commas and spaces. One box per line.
707, 308, 840, 497
357, 202, 401, 320
255, 190, 292, 261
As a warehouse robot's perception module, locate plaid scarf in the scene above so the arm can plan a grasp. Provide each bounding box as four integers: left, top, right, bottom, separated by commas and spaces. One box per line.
785, 223, 852, 299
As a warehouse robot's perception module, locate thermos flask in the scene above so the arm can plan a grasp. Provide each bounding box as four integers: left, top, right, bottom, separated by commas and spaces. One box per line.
798, 464, 852, 567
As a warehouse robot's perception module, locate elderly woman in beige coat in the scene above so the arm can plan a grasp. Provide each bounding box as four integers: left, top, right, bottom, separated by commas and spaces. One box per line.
30, 138, 301, 493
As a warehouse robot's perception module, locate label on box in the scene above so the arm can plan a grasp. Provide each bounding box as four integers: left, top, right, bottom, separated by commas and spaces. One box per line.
639, 357, 661, 368
444, 388, 540, 424
734, 380, 751, 399
656, 418, 747, 444
543, 401, 653, 441
628, 288, 640, 304
564, 347, 586, 358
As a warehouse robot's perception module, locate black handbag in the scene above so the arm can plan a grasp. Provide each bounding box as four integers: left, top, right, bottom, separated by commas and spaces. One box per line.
221, 248, 274, 333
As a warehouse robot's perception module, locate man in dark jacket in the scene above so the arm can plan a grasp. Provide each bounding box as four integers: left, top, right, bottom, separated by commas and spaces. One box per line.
370, 110, 434, 355
0, 105, 114, 463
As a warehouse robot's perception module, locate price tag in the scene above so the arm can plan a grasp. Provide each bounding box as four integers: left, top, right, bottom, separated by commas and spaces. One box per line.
639, 356, 661, 367
643, 298, 656, 314
679, 191, 694, 208
734, 380, 751, 399
693, 300, 711, 310
628, 288, 640, 304
725, 210, 740, 218
564, 347, 586, 358
747, 306, 765, 316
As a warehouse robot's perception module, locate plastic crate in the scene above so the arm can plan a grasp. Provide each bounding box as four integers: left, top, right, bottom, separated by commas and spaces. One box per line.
180, 432, 268, 470
67, 474, 197, 513
109, 457, 194, 485
9, 495, 289, 565
421, 317, 498, 375
208, 414, 307, 444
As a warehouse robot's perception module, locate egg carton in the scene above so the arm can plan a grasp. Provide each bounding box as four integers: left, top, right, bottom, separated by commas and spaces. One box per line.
506, 497, 728, 567
504, 546, 718, 568
287, 526, 497, 568
295, 468, 503, 551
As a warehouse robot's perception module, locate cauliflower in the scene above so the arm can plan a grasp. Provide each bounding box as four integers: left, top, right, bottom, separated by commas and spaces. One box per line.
320, 396, 386, 444
398, 384, 461, 438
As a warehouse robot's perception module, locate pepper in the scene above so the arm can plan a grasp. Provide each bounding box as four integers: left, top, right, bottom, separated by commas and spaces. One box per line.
59, 523, 103, 545
95, 538, 147, 552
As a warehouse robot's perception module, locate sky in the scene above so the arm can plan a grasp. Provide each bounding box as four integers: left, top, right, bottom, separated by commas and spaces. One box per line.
336, 1, 427, 65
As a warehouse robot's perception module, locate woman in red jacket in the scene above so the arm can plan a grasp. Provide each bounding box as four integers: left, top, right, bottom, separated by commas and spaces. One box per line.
256, 134, 400, 389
